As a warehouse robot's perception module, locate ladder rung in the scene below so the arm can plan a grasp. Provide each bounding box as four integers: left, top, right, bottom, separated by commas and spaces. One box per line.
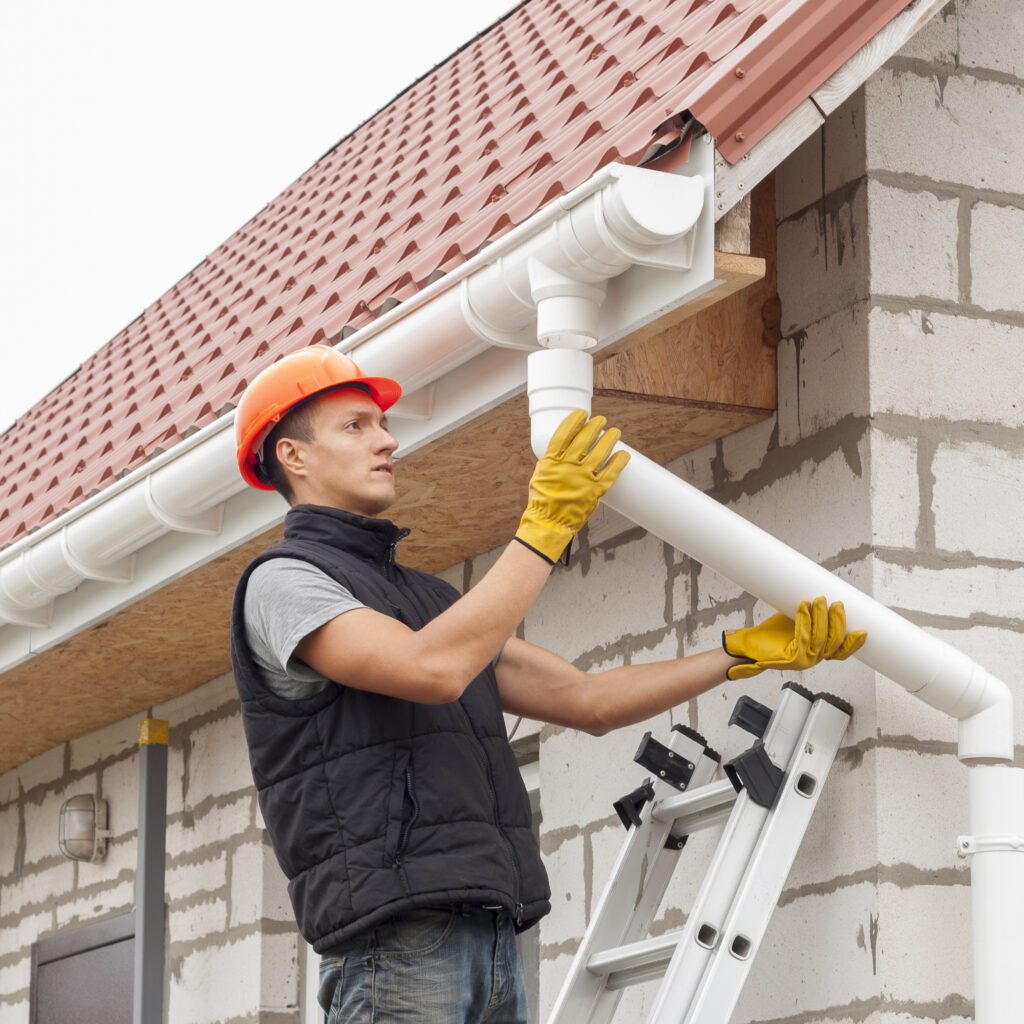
587, 931, 682, 989
652, 777, 736, 829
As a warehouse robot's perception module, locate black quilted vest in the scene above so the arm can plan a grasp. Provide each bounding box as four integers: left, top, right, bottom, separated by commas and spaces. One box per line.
230, 504, 550, 951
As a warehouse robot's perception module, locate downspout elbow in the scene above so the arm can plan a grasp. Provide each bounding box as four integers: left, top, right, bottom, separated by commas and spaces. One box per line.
909, 642, 1014, 763
957, 671, 1015, 765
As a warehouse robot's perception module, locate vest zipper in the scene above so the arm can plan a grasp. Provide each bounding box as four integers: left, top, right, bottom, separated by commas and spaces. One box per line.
383, 528, 410, 583
393, 766, 419, 867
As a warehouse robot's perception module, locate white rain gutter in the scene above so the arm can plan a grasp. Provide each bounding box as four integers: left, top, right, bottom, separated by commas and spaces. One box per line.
0, 151, 715, 637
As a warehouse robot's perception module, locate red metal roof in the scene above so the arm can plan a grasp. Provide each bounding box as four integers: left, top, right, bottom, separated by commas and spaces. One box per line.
0, 0, 909, 548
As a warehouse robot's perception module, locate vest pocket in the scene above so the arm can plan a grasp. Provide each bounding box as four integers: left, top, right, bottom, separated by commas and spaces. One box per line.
384, 749, 419, 867
394, 766, 419, 864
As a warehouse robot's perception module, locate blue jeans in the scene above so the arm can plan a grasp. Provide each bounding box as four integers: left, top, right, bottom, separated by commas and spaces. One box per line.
318, 905, 530, 1023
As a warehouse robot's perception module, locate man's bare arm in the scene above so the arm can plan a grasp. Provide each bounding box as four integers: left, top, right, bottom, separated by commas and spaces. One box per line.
495, 636, 739, 736
495, 597, 867, 734
294, 540, 552, 703
295, 411, 629, 704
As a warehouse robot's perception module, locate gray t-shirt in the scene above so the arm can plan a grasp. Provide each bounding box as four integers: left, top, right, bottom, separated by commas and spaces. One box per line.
243, 558, 365, 699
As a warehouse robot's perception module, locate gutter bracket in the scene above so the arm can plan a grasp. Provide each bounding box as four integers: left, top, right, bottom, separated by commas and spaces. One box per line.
0, 600, 51, 629
459, 276, 538, 351
958, 834, 1024, 858
390, 383, 436, 421
60, 529, 135, 584
144, 477, 224, 536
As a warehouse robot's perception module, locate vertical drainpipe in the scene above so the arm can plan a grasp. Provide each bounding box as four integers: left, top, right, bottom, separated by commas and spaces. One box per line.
960, 765, 1024, 1023
134, 717, 168, 1024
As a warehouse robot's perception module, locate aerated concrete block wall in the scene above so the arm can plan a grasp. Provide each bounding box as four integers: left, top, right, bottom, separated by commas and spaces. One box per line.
0, 673, 305, 1023
518, 2, 1024, 1021
858, 2, 1024, 1016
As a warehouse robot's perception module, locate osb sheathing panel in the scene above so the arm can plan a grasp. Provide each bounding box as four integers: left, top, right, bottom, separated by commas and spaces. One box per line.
0, 535, 273, 771
0, 182, 778, 772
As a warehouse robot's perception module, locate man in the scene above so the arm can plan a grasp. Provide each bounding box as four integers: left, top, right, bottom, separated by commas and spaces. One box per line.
230, 344, 865, 1023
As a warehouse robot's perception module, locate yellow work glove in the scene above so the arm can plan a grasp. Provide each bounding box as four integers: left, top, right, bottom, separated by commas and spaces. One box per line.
515, 409, 630, 564
722, 596, 867, 681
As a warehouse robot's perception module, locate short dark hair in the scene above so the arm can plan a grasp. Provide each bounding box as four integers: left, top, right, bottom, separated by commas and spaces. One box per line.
258, 401, 319, 503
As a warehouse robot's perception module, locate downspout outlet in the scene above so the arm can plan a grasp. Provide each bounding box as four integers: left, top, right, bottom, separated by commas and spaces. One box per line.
528, 348, 595, 458
528, 258, 607, 350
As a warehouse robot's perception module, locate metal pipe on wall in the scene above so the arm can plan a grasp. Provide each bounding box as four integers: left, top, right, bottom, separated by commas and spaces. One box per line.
962, 765, 1024, 1023
133, 718, 168, 1024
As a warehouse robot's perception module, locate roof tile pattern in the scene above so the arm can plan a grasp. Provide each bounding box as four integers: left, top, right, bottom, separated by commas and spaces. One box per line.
0, 0, 908, 548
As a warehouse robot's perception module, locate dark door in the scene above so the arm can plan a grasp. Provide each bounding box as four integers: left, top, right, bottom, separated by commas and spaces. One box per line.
31, 912, 134, 1024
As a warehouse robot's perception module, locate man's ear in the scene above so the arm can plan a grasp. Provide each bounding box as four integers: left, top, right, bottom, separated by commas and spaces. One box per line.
275, 436, 308, 480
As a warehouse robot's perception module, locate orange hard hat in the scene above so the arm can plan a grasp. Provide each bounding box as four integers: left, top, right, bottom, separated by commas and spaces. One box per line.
235, 345, 402, 490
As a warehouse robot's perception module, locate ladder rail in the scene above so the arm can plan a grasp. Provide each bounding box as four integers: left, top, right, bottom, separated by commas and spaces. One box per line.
547, 730, 718, 1024
639, 685, 816, 1024
544, 686, 852, 1024
676, 697, 851, 1024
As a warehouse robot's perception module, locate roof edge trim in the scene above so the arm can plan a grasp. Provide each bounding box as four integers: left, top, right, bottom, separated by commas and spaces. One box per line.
712, 0, 951, 218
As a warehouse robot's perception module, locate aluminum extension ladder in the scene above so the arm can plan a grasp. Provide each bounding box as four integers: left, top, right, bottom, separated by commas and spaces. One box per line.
547, 681, 852, 1024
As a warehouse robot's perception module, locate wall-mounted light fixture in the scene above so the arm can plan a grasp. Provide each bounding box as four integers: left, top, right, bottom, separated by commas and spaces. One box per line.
58, 794, 111, 862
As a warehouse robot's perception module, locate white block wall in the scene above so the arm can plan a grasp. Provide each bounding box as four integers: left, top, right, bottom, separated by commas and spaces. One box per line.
523, 1, 1023, 1021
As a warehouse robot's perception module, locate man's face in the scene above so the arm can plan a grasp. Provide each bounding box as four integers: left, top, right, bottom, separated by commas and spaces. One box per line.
287, 389, 399, 515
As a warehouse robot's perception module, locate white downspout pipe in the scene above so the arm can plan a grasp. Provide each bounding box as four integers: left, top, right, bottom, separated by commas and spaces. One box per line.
526, 336, 1023, 1023
961, 766, 1024, 1024
527, 346, 1012, 765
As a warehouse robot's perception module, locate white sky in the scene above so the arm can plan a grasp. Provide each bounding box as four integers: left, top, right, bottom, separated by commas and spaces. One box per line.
0, 0, 519, 433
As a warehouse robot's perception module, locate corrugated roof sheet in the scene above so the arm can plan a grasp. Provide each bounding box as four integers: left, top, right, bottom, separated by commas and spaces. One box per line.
0, 0, 909, 549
